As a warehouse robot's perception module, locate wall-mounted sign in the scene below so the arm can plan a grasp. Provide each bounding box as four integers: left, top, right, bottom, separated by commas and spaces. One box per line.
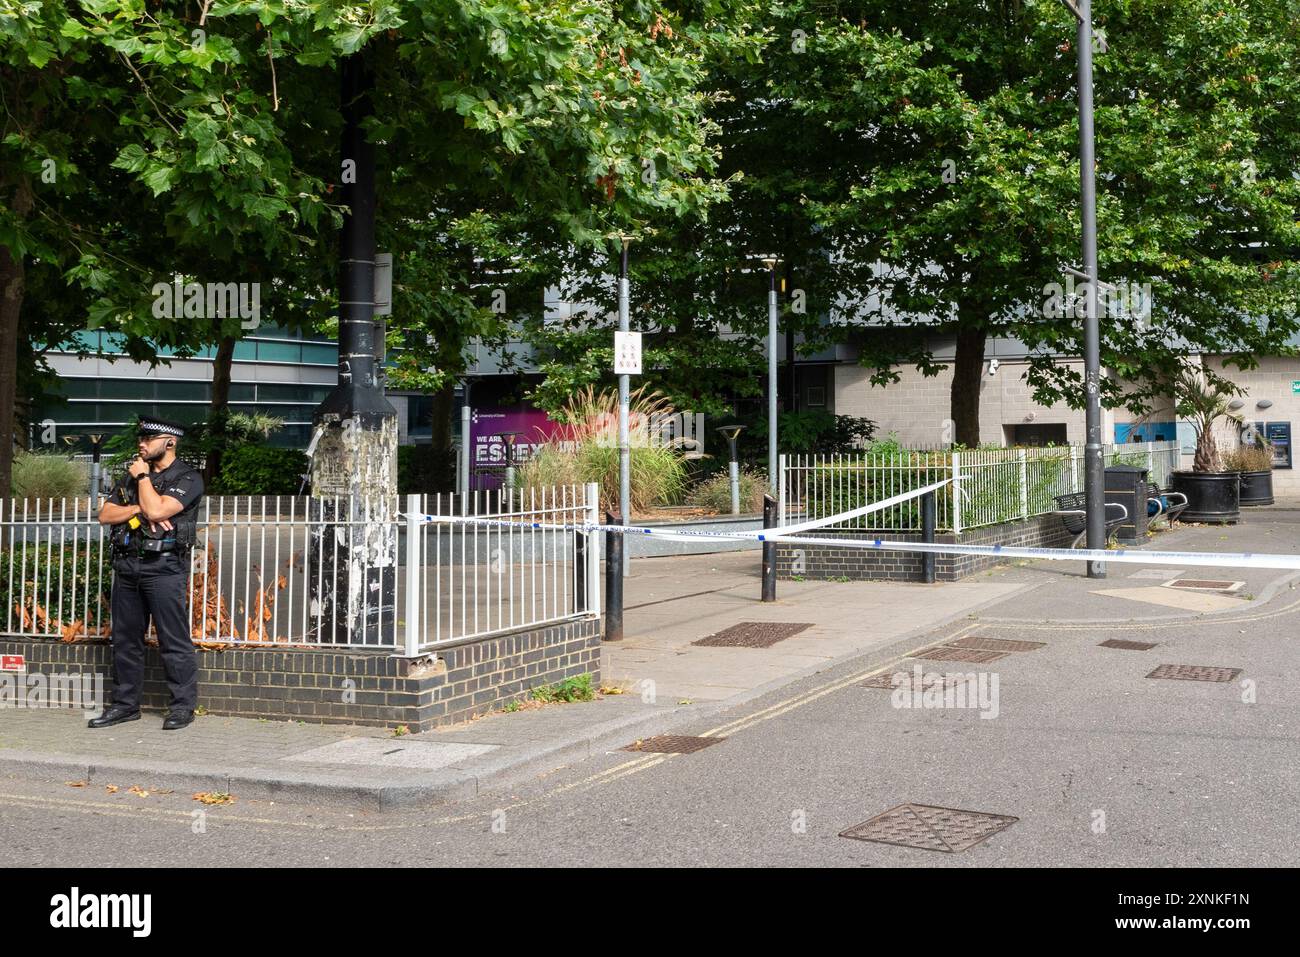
1291, 381, 1300, 395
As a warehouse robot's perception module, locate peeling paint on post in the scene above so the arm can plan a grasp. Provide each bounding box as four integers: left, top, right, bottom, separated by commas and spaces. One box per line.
309, 414, 398, 644
308, 51, 399, 645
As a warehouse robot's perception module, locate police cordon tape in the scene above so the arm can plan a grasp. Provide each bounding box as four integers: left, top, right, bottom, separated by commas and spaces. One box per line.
415, 477, 1300, 571
416, 478, 954, 542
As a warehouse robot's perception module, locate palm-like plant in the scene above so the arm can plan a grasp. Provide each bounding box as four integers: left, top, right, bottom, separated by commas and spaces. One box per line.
1172, 363, 1244, 473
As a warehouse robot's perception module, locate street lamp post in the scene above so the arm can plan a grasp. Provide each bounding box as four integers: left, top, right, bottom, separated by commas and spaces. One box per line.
1061, 0, 1106, 578
616, 234, 631, 527
715, 424, 746, 515
762, 256, 780, 492
496, 431, 522, 493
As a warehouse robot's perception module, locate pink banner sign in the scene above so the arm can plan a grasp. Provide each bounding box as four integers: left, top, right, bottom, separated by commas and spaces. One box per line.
469, 407, 566, 489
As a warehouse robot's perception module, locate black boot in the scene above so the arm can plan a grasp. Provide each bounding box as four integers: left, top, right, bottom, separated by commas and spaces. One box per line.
88, 706, 141, 729
162, 710, 195, 730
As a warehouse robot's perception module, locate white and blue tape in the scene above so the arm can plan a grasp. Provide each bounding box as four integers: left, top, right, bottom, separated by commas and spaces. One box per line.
413, 478, 1300, 571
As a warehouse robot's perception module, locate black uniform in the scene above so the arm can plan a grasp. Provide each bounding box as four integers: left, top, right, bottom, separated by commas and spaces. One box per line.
106, 458, 205, 712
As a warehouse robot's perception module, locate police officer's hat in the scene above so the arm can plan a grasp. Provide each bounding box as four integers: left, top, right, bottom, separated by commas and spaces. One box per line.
137, 418, 186, 439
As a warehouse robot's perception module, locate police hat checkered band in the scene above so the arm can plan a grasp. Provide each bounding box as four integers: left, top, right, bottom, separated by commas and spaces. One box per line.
137, 419, 185, 438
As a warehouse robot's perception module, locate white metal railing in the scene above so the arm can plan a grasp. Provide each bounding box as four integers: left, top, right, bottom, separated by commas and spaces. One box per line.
780, 441, 1181, 533
1, 485, 601, 651
406, 484, 599, 654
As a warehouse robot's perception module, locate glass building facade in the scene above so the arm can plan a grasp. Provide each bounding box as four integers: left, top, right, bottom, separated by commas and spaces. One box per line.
32, 326, 340, 450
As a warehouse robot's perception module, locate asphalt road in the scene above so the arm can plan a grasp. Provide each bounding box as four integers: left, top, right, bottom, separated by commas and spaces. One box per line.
3, 554, 1298, 868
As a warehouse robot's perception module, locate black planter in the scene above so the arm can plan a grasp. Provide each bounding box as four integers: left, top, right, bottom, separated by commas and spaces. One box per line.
1238, 469, 1274, 507
1171, 471, 1241, 524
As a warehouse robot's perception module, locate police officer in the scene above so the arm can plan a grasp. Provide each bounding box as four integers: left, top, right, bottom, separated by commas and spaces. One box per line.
90, 419, 205, 730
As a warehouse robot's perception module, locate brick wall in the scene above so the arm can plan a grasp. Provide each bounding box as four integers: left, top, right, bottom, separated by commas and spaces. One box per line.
0, 617, 601, 732
776, 513, 1073, 582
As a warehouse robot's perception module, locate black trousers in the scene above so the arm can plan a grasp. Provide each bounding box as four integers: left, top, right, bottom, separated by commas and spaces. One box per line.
109, 551, 197, 712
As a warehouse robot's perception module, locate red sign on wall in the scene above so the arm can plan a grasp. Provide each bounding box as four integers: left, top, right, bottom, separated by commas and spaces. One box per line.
1, 654, 26, 672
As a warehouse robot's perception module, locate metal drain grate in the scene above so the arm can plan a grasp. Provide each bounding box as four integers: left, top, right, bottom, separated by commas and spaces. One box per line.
1147, 664, 1242, 683
692, 621, 813, 648
946, 636, 1046, 653
908, 646, 1008, 663
861, 671, 973, 690
840, 804, 1018, 853
1099, 639, 1158, 651
1165, 579, 1244, 592
621, 734, 725, 754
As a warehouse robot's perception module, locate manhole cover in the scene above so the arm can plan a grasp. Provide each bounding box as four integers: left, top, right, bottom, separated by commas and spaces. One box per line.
1099, 639, 1158, 651
692, 622, 813, 647
1146, 664, 1242, 683
840, 803, 1018, 853
861, 670, 973, 690
908, 646, 1008, 663
621, 735, 724, 754
1165, 579, 1244, 592
946, 636, 1046, 653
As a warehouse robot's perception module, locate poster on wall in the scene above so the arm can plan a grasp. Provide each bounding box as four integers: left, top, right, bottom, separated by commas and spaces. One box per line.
1114, 421, 1176, 444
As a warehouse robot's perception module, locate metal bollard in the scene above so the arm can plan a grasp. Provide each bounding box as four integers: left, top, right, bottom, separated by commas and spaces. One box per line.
761, 493, 777, 602
575, 524, 587, 612
604, 510, 624, 641
921, 490, 936, 584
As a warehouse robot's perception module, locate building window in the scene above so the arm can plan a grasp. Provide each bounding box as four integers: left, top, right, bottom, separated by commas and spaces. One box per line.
1006, 423, 1067, 447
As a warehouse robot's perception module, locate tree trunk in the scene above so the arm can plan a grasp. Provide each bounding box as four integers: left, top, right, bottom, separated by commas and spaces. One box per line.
429, 378, 455, 492
205, 334, 237, 484
1194, 428, 1217, 473
950, 323, 987, 448
0, 174, 34, 499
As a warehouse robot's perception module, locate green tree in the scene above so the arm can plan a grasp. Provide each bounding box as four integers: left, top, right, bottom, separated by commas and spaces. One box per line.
806, 0, 1300, 444
1, 0, 762, 495
522, 0, 1300, 448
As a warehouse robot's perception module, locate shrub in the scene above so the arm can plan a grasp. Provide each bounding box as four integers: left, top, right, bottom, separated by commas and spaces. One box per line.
515, 385, 689, 515
210, 446, 309, 495
687, 467, 768, 514
0, 538, 112, 639
530, 673, 595, 703
398, 444, 456, 494
10, 451, 89, 502
741, 410, 877, 460
1222, 445, 1273, 472
101, 412, 285, 475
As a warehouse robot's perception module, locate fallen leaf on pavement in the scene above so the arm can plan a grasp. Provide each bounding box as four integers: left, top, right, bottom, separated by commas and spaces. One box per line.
193, 791, 236, 806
